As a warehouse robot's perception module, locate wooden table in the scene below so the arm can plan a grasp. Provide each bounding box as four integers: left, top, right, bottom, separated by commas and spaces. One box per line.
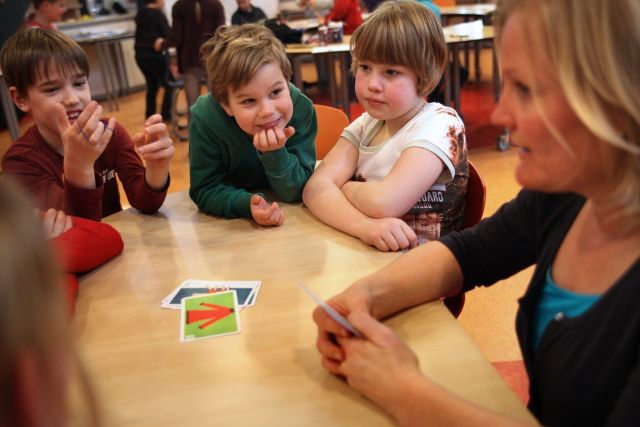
74, 191, 536, 426
286, 40, 352, 118
443, 21, 498, 112
441, 4, 497, 82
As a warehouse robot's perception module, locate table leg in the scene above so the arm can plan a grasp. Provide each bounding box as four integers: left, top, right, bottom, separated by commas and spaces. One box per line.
453, 44, 461, 113
95, 41, 118, 111
113, 40, 130, 96
444, 50, 452, 107
327, 53, 337, 109
338, 51, 350, 119
290, 55, 303, 91
492, 41, 500, 102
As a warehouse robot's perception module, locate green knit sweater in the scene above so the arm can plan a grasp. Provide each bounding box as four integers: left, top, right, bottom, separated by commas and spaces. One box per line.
188, 83, 317, 219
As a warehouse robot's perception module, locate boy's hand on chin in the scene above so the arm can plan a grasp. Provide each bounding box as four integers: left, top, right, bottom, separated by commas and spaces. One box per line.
253, 126, 295, 153
250, 194, 285, 226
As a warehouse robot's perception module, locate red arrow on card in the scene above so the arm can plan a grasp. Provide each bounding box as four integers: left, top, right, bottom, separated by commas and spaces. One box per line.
187, 302, 234, 329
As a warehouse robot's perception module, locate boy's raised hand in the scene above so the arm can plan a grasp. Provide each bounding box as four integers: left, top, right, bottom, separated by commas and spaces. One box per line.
133, 114, 175, 190
56, 101, 115, 188
253, 126, 295, 153
250, 194, 285, 226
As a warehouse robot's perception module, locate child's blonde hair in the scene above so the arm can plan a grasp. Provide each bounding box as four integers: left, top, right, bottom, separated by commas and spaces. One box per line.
0, 28, 90, 97
200, 24, 292, 105
350, 0, 447, 97
0, 181, 98, 425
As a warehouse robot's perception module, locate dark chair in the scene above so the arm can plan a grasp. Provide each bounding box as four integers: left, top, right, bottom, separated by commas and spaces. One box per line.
443, 160, 486, 317
168, 78, 188, 142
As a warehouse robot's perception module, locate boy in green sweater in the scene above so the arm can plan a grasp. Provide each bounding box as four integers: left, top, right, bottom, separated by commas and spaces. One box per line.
189, 24, 317, 226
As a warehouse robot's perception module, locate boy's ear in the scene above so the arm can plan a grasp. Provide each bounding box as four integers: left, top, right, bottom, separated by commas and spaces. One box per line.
9, 87, 30, 113
220, 102, 234, 117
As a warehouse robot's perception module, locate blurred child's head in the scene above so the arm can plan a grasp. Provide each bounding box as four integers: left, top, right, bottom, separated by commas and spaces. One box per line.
201, 24, 294, 136
32, 0, 68, 24
1, 29, 91, 143
350, 0, 447, 98
0, 180, 97, 426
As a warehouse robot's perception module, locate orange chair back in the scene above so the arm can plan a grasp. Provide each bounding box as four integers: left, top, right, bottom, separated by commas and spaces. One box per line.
444, 160, 487, 318
314, 104, 350, 160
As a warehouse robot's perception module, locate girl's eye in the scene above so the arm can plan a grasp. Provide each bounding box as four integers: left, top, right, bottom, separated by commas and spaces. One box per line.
73, 80, 87, 88
271, 88, 283, 97
357, 63, 370, 72
385, 69, 399, 77
240, 98, 256, 105
43, 86, 59, 94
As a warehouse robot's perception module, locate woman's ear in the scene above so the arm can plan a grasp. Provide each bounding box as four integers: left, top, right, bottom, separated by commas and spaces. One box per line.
9, 87, 30, 113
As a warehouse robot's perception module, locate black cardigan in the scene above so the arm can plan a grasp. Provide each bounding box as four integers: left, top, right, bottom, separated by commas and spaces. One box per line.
442, 190, 640, 426
134, 7, 172, 53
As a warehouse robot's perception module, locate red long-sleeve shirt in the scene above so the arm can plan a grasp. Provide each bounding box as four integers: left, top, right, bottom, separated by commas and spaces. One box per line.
1, 121, 169, 221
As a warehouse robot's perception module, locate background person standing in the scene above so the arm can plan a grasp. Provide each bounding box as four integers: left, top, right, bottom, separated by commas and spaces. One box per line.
171, 0, 225, 121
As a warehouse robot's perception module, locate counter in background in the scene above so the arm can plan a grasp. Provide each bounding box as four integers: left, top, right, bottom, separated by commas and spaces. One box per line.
60, 13, 145, 111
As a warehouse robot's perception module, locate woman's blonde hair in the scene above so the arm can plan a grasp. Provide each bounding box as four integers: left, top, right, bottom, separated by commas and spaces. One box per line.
0, 181, 99, 425
349, 0, 447, 97
201, 24, 292, 105
496, 0, 640, 230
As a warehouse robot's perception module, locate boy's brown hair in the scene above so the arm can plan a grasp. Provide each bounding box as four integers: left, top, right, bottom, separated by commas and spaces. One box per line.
350, 0, 447, 97
200, 24, 292, 105
32, 0, 50, 9
0, 28, 90, 97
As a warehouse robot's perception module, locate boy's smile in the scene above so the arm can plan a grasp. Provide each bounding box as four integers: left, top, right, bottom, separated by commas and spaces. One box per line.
12, 66, 91, 148
221, 62, 293, 137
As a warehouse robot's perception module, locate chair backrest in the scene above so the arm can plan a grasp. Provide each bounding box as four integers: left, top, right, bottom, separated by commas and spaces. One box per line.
462, 160, 487, 228
314, 104, 350, 160
444, 160, 486, 318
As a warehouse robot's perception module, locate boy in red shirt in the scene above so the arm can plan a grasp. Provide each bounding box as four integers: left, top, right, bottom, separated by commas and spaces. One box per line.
0, 28, 175, 221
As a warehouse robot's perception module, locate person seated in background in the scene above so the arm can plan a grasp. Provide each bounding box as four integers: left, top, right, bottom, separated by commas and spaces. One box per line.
0, 181, 100, 426
313, 0, 640, 425
134, 0, 174, 122
265, 13, 304, 44
325, 0, 362, 35
303, 1, 468, 252
189, 24, 317, 226
231, 0, 266, 25
24, 0, 67, 30
0, 29, 174, 221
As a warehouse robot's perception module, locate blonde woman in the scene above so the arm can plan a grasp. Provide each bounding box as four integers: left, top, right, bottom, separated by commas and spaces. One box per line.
0, 181, 99, 426
312, 0, 640, 425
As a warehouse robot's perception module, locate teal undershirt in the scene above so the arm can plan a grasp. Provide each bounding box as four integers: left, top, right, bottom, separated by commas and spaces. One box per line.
532, 267, 601, 350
